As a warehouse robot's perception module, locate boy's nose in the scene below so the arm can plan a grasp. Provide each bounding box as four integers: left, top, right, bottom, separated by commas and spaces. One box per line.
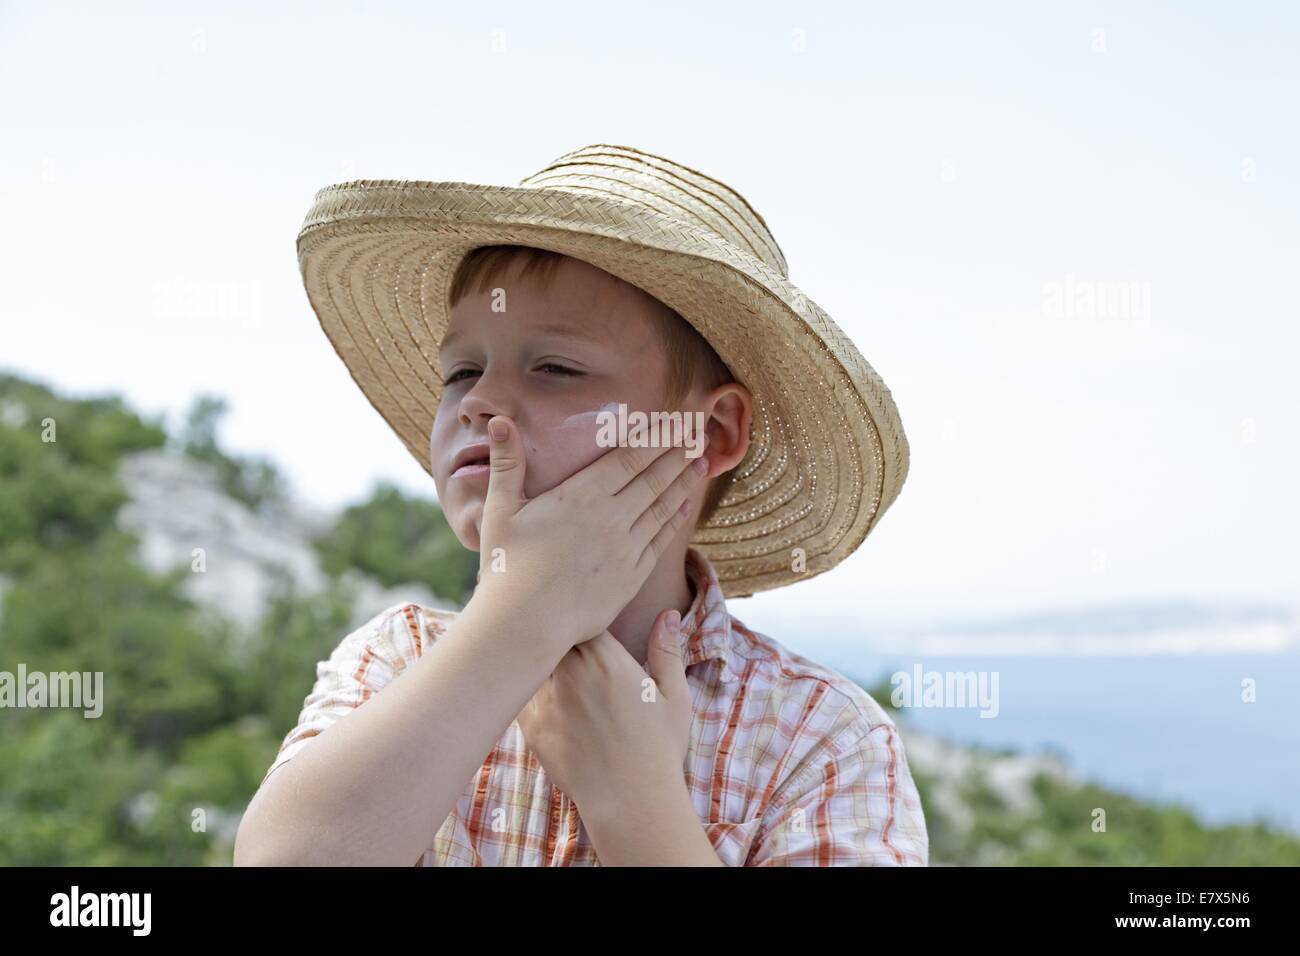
451, 365, 515, 418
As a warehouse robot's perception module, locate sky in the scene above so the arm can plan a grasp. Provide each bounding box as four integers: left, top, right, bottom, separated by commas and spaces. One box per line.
3, 0, 1297, 646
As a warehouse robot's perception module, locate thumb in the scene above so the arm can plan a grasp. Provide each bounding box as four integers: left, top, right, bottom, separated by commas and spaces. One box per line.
483, 415, 527, 518
645, 609, 688, 700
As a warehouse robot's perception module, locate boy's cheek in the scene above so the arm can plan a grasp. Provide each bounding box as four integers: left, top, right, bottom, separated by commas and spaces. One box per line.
520, 425, 609, 496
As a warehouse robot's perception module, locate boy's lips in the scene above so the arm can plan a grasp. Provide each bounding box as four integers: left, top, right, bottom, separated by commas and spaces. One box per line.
450, 442, 491, 479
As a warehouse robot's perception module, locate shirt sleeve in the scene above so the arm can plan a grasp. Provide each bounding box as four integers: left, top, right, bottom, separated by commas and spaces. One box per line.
259, 602, 435, 787
747, 721, 929, 866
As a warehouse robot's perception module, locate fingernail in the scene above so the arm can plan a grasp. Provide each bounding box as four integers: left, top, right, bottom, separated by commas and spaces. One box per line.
667, 610, 681, 629
692, 455, 708, 473
489, 419, 507, 441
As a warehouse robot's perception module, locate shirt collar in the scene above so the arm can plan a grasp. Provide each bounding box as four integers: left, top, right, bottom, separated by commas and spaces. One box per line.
676, 547, 741, 684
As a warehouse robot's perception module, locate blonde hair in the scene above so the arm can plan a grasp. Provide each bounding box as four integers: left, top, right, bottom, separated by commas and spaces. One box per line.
449, 244, 737, 524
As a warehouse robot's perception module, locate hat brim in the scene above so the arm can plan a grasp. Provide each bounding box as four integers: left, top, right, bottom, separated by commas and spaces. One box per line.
297, 180, 908, 598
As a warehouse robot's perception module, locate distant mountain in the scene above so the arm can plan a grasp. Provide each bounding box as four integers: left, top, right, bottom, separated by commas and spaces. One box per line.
849, 602, 1300, 656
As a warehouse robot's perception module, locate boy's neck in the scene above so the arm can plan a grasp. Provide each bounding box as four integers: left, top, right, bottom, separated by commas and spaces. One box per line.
607, 541, 696, 668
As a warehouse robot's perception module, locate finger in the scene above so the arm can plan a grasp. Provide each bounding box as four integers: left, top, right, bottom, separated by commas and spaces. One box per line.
628, 451, 709, 550
635, 497, 693, 578
482, 415, 527, 521
577, 440, 682, 497
645, 609, 689, 701
614, 440, 708, 526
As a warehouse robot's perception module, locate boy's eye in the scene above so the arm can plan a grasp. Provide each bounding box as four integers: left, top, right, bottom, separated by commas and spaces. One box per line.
444, 364, 581, 385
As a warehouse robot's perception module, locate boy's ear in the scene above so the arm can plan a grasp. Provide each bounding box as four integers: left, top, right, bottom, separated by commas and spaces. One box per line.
700, 383, 752, 479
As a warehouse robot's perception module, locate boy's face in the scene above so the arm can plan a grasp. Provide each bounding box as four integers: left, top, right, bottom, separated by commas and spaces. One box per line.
431, 255, 693, 550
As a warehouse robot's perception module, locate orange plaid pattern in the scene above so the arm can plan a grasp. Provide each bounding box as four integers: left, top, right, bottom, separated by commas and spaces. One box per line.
261, 548, 929, 866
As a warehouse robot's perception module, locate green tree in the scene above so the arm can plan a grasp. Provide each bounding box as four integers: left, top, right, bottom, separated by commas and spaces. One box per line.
174, 394, 286, 512
313, 481, 476, 604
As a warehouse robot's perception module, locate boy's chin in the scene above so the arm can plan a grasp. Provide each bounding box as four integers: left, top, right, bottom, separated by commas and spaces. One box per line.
444, 504, 483, 552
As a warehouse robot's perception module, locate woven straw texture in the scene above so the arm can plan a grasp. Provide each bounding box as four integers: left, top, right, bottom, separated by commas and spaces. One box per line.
296, 144, 908, 597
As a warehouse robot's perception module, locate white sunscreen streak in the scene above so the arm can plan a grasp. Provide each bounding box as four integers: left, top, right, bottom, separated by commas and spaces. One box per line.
558, 402, 622, 431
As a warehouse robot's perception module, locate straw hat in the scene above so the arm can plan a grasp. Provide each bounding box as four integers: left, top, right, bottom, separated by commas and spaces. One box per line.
296, 144, 908, 598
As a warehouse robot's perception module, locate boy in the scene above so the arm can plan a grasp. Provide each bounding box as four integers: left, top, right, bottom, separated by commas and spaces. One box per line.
234, 144, 927, 866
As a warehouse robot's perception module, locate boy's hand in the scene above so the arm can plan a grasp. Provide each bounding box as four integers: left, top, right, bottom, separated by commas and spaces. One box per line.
515, 608, 694, 820
474, 414, 708, 651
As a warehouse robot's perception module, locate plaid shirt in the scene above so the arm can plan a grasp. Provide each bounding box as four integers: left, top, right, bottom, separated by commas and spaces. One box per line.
261, 548, 929, 866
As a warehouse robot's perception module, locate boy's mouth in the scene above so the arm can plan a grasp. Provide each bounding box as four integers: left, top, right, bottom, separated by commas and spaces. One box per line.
450, 442, 491, 480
